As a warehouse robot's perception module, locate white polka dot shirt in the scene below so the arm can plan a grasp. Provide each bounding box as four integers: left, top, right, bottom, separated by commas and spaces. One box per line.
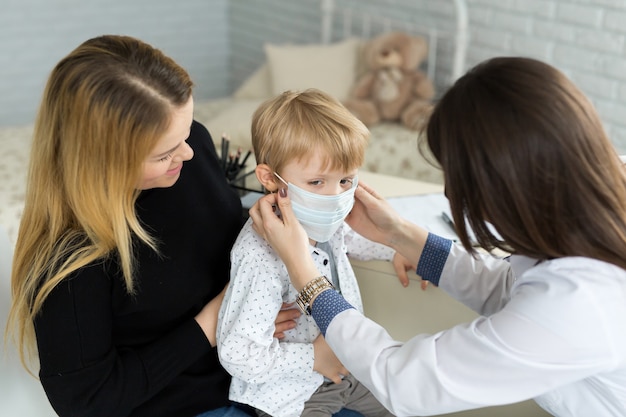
216, 219, 394, 417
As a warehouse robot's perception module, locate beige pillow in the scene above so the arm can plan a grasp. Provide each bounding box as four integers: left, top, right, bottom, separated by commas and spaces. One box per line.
264, 37, 360, 101
205, 98, 267, 151
233, 64, 272, 99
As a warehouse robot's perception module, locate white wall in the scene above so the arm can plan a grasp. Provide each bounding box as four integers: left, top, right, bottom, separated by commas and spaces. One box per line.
5, 1, 624, 152
466, 0, 626, 153
0, 0, 229, 126
229, 0, 324, 92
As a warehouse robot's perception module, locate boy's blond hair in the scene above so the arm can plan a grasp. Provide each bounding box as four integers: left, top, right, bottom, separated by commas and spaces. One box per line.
251, 89, 369, 174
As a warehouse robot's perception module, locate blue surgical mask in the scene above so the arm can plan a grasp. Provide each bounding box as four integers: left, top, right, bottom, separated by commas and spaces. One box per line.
274, 173, 358, 242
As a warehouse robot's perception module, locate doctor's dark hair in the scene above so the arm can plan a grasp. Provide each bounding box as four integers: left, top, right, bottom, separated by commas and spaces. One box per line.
424, 56, 626, 268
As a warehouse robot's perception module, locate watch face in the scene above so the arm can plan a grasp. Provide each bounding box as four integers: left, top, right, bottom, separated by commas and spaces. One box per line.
296, 276, 333, 315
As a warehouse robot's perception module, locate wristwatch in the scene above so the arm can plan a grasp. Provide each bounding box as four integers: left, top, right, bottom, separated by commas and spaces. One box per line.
295, 275, 334, 315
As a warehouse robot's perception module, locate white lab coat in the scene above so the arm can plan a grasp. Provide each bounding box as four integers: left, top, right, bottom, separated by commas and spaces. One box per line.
323, 241, 626, 416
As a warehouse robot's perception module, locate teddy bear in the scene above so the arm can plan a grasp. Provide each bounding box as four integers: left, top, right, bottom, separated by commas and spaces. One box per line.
344, 31, 436, 130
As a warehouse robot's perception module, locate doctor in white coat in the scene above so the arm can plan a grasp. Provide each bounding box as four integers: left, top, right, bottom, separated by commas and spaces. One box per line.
249, 57, 626, 417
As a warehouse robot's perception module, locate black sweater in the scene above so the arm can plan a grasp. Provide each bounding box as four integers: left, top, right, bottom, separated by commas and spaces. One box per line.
34, 121, 243, 417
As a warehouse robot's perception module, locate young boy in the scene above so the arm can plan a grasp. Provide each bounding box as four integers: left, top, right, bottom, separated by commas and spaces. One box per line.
217, 89, 402, 417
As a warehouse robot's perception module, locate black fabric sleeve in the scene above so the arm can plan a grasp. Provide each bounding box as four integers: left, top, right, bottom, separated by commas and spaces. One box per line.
36, 265, 212, 417
33, 121, 242, 417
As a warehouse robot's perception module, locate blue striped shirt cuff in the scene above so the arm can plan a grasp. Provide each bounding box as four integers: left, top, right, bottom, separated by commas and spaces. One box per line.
416, 233, 452, 286
311, 289, 355, 335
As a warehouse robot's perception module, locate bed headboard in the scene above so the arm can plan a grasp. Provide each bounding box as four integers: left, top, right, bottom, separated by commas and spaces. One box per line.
319, 0, 469, 91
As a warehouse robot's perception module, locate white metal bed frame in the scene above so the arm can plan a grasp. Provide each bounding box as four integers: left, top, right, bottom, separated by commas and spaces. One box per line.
320, 0, 469, 88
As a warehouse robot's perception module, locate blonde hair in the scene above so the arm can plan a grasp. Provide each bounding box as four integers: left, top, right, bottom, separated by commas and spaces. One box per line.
6, 35, 193, 370
251, 89, 369, 174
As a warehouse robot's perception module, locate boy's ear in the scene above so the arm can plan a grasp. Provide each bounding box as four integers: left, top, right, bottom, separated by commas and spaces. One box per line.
255, 164, 278, 192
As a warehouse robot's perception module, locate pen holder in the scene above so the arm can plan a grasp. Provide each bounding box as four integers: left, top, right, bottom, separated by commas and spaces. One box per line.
219, 134, 255, 196
227, 168, 265, 198
227, 167, 249, 196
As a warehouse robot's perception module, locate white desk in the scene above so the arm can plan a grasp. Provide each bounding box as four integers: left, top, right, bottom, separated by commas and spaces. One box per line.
358, 170, 443, 197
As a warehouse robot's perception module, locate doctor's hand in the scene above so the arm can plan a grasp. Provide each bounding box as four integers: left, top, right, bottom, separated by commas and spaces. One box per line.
346, 182, 407, 246
348, 182, 429, 270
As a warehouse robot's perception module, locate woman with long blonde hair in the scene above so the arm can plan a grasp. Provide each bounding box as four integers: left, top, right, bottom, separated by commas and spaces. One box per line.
6, 35, 295, 417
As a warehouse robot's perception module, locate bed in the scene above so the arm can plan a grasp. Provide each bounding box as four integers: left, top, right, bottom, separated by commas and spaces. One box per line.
196, 0, 469, 188
0, 126, 32, 245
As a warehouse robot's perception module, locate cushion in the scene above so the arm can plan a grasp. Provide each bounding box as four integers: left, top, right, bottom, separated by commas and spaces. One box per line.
264, 37, 361, 101
203, 98, 267, 151
233, 63, 271, 99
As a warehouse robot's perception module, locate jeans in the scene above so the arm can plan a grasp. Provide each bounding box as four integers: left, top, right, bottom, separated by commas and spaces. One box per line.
195, 405, 363, 417
333, 409, 364, 417
195, 405, 255, 417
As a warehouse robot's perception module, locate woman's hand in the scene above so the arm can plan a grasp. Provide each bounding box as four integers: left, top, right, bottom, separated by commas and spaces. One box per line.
249, 189, 320, 291
313, 334, 348, 384
196, 285, 301, 346
274, 303, 300, 339
194, 283, 229, 347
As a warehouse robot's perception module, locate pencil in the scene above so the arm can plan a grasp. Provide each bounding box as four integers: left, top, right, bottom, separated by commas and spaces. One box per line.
220, 134, 229, 170
231, 167, 257, 184
441, 211, 456, 233
233, 147, 242, 167
239, 149, 252, 169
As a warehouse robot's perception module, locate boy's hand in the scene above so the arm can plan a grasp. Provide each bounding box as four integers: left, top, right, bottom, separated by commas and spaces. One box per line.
313, 335, 348, 384
392, 252, 431, 290
391, 252, 416, 288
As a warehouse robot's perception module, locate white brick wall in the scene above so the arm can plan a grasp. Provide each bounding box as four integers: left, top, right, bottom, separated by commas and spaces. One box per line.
229, 0, 626, 151
3, 0, 625, 153
467, 0, 626, 152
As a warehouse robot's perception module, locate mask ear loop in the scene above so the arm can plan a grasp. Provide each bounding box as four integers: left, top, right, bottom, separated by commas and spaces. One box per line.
273, 172, 289, 187
269, 172, 288, 213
